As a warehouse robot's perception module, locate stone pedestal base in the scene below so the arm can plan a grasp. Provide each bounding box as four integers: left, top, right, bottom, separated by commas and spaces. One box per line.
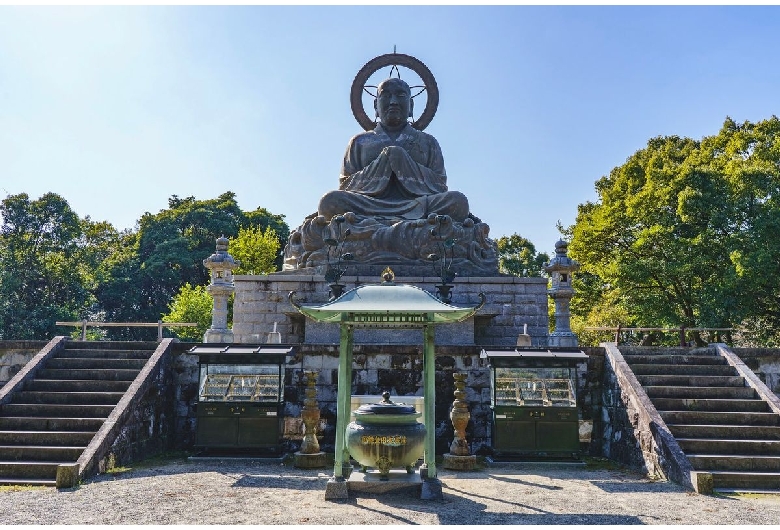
203, 328, 234, 343
324, 478, 349, 500
232, 274, 551, 347
442, 453, 477, 471
294, 451, 327, 469
547, 332, 578, 348
420, 478, 443, 500
347, 469, 421, 494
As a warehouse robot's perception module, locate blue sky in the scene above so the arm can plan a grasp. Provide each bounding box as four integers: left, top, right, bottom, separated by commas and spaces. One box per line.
1, 5, 779, 256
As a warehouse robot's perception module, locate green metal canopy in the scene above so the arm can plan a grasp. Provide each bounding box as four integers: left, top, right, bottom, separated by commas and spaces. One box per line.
289, 277, 484, 498
289, 283, 485, 326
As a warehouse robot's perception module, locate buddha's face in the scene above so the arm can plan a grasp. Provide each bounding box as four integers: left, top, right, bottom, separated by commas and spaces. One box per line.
375, 78, 412, 128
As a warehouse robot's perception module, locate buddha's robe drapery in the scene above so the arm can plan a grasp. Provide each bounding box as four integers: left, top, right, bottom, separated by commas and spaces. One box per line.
318, 123, 469, 221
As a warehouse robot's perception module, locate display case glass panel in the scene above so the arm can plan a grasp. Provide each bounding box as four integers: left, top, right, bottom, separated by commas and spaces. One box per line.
198, 363, 282, 403
493, 367, 576, 407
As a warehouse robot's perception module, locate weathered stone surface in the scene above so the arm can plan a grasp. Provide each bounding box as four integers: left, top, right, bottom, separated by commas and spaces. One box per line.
0, 343, 43, 388
294, 451, 327, 469
234, 274, 549, 347
442, 453, 477, 470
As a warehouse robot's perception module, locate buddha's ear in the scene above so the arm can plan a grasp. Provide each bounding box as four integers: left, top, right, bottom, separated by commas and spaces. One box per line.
374, 98, 379, 118
408, 97, 414, 118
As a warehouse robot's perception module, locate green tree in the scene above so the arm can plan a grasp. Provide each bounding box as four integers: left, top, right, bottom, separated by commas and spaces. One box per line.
0, 193, 96, 339
567, 116, 780, 345
496, 233, 549, 277
161, 283, 213, 341
96, 192, 288, 339
230, 226, 280, 275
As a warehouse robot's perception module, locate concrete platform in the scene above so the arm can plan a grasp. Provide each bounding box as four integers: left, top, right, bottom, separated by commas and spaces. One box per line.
346, 469, 422, 494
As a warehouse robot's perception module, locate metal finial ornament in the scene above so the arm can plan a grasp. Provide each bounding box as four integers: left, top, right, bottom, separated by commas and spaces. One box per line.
381, 267, 395, 283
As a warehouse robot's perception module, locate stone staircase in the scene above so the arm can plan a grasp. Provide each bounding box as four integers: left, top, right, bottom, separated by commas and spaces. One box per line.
622, 346, 780, 493
0, 341, 155, 486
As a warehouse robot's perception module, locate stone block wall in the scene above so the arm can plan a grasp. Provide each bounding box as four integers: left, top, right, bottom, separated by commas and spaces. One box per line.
0, 341, 46, 388
731, 348, 780, 398
101, 341, 178, 470
232, 273, 550, 347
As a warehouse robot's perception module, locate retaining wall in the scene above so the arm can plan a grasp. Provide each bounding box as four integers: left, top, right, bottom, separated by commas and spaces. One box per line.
0, 341, 47, 388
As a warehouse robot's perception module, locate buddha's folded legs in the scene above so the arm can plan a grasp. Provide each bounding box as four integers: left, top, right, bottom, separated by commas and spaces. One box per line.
318, 190, 469, 222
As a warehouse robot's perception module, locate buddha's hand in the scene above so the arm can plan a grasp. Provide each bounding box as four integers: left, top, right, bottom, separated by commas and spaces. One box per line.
382, 145, 414, 175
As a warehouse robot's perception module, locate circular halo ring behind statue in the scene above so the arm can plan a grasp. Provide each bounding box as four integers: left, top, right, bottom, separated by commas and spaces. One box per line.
350, 53, 439, 132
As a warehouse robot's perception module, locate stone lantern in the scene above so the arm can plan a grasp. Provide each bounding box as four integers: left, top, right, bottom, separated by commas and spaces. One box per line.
544, 240, 580, 348
203, 235, 239, 343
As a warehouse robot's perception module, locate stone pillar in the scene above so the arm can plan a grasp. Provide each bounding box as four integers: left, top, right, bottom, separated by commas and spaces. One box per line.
203, 236, 239, 343
544, 240, 580, 348
294, 370, 326, 468
442, 372, 477, 470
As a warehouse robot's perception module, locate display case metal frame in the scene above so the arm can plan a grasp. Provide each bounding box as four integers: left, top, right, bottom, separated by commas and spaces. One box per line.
190, 344, 294, 452
483, 349, 588, 457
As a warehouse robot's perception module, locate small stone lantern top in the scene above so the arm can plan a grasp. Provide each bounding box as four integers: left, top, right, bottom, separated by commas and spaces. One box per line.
544, 239, 580, 287
203, 235, 239, 284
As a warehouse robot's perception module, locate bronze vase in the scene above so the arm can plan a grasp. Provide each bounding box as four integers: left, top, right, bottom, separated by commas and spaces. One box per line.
299, 370, 320, 454
449, 372, 471, 456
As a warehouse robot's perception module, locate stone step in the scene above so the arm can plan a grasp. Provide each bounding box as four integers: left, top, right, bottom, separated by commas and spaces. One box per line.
644, 386, 757, 399
63, 341, 156, 351
57, 349, 153, 360
668, 424, 780, 440
619, 347, 716, 357
624, 355, 727, 366
0, 476, 56, 487
0, 417, 105, 431
46, 358, 147, 370
660, 411, 780, 426
687, 454, 780, 471
0, 445, 85, 461
652, 398, 769, 413
12, 391, 124, 406
0, 461, 67, 480
0, 430, 95, 446
710, 471, 780, 491
636, 375, 746, 387
24, 379, 132, 393
629, 364, 737, 376
1, 404, 114, 418
36, 368, 140, 382
677, 438, 780, 455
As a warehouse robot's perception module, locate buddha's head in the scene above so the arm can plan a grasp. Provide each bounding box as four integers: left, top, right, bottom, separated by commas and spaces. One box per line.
374, 78, 413, 129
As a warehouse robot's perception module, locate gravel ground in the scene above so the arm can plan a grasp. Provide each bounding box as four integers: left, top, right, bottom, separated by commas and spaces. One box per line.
2, 457, 780, 525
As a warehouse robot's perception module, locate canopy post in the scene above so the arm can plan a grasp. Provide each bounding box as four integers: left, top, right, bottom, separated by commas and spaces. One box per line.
333, 322, 354, 480
423, 323, 436, 479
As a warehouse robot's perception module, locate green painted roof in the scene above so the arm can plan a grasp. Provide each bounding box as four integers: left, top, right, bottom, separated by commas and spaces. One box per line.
291, 283, 484, 326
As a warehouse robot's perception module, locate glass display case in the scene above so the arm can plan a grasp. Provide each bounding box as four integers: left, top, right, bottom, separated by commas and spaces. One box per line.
484, 349, 587, 457
199, 364, 282, 402
189, 345, 293, 452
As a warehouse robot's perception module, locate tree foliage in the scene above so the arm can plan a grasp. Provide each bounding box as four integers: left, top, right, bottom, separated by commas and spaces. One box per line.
161, 283, 213, 341
0, 193, 96, 339
230, 226, 280, 275
496, 233, 549, 277
567, 116, 780, 345
0, 191, 288, 341
98, 192, 288, 339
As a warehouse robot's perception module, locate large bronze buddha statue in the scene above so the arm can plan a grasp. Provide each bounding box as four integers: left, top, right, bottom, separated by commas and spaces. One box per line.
319, 78, 469, 223
283, 75, 497, 277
